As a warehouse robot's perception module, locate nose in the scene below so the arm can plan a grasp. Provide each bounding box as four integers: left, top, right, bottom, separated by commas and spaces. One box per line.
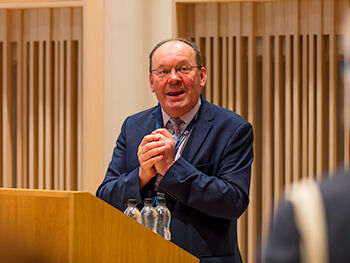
168, 68, 182, 83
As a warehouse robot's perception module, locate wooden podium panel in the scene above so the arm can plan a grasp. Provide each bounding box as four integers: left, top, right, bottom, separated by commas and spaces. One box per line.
0, 188, 199, 263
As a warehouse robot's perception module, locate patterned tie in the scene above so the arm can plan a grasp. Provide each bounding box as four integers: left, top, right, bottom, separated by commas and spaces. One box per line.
169, 118, 183, 144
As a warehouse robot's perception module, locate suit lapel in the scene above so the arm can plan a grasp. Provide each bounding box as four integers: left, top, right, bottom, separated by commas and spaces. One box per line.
147, 105, 160, 133
181, 99, 214, 163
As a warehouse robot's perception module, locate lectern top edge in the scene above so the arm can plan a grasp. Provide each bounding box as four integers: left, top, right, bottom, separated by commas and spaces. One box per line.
0, 188, 90, 198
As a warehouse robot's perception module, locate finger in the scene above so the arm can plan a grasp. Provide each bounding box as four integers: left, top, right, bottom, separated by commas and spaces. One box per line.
154, 132, 175, 148
153, 128, 173, 140
141, 155, 164, 170
138, 140, 165, 154
152, 128, 169, 134
139, 133, 162, 147
138, 145, 165, 163
138, 141, 165, 158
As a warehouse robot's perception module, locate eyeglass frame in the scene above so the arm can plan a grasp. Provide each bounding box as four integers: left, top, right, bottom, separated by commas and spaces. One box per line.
151, 65, 202, 78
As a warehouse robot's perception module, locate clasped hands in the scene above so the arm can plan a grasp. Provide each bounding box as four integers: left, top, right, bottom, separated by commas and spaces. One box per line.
138, 128, 175, 188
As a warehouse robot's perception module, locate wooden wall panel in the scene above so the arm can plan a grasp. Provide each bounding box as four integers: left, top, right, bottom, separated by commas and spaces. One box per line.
329, 0, 337, 174
176, 0, 349, 262
0, 7, 83, 191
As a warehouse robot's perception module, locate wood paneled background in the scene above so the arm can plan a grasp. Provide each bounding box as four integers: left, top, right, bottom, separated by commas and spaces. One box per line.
0, 7, 83, 190
0, 0, 349, 262
176, 0, 350, 262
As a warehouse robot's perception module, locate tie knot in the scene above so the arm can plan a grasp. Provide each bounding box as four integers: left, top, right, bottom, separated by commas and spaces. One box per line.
169, 118, 183, 143
169, 118, 182, 129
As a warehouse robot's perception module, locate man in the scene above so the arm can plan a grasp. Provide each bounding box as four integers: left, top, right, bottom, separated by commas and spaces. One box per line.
264, 11, 350, 263
96, 38, 254, 263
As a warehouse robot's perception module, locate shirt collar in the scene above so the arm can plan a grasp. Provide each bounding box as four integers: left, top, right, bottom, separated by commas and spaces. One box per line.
161, 98, 201, 127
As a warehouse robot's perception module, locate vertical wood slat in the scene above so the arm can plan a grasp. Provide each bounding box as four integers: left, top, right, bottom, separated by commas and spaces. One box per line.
274, 36, 283, 207
44, 22, 53, 189
220, 5, 228, 109
235, 5, 247, 263
72, 7, 82, 190
28, 40, 38, 189
38, 9, 50, 189
260, 3, 275, 256
65, 8, 72, 190
22, 11, 29, 188
221, 37, 228, 108
15, 10, 23, 188
28, 9, 40, 189
227, 3, 238, 113
59, 40, 65, 190
70, 41, 78, 190
66, 40, 72, 190
292, 1, 302, 183
292, 34, 302, 182
0, 11, 4, 187
66, 39, 78, 190
235, 6, 246, 119
236, 38, 247, 119
205, 38, 212, 101
328, 0, 337, 175
2, 10, 13, 188
38, 40, 44, 189
45, 39, 53, 189
227, 36, 234, 112
246, 3, 257, 263
261, 33, 273, 250
316, 4, 325, 179
285, 35, 293, 190
213, 36, 219, 104
209, 4, 220, 106
302, 35, 309, 179
0, 42, 2, 186
54, 40, 59, 189
73, 8, 83, 190
308, 34, 316, 179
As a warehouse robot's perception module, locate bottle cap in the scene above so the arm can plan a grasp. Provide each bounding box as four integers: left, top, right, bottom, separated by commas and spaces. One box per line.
144, 198, 153, 206
158, 197, 166, 205
127, 199, 137, 205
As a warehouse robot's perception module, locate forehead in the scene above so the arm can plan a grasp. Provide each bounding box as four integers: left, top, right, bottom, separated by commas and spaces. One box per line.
152, 41, 196, 66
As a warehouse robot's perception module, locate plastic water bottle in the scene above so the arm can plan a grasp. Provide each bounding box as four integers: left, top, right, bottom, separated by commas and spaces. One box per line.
123, 199, 142, 224
141, 198, 158, 233
155, 197, 171, 240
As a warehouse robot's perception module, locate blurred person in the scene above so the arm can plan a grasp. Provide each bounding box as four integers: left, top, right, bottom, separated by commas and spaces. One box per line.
264, 11, 350, 263
96, 38, 254, 263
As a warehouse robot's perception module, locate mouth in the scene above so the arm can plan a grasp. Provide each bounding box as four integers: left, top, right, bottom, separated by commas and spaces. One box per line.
167, 91, 185, 97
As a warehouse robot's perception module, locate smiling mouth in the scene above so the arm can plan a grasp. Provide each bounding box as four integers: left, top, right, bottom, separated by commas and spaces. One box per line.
168, 91, 185, 96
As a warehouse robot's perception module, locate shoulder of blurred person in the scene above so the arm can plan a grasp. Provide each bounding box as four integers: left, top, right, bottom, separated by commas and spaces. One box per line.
264, 170, 350, 263
319, 170, 350, 262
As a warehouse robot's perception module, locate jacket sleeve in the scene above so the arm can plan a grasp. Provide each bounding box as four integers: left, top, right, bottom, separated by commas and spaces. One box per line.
96, 118, 142, 211
158, 121, 254, 220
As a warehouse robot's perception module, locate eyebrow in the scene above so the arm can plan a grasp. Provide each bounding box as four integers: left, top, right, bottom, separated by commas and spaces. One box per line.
156, 59, 193, 68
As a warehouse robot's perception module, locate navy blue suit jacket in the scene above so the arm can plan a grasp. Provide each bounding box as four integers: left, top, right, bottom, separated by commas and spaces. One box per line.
96, 98, 254, 263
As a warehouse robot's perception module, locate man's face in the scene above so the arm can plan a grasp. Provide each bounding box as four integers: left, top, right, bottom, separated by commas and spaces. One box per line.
149, 41, 207, 117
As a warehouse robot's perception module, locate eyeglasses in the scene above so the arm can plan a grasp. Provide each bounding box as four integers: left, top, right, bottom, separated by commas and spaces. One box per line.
151, 65, 201, 78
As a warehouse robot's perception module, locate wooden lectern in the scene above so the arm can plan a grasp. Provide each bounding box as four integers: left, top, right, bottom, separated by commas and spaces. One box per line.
0, 188, 199, 263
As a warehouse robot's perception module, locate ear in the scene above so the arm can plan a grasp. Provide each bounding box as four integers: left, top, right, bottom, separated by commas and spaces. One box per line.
149, 74, 155, 92
199, 67, 207, 88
